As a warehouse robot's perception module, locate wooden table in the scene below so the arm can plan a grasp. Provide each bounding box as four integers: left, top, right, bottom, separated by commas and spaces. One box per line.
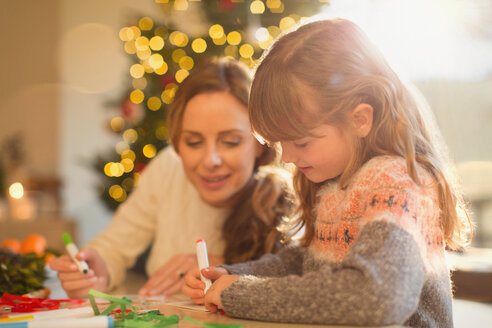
99, 271, 402, 328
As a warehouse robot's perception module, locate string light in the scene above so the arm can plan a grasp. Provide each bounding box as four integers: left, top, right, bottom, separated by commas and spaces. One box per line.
154, 61, 168, 75
226, 31, 242, 45
110, 116, 125, 132
130, 64, 145, 78
147, 96, 162, 111
138, 17, 154, 31
191, 38, 207, 53
251, 0, 266, 14
149, 36, 165, 50
179, 56, 194, 70
129, 89, 144, 104
175, 69, 189, 83
149, 53, 164, 69
143, 144, 157, 158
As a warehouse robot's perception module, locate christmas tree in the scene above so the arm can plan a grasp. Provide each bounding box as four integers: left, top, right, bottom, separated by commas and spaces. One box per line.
93, 0, 327, 211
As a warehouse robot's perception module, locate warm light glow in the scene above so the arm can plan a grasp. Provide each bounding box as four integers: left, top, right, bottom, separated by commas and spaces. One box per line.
132, 77, 147, 90
149, 54, 164, 69
130, 89, 145, 104
227, 31, 242, 45
110, 116, 125, 132
121, 149, 136, 161
268, 0, 284, 13
161, 86, 177, 104
154, 61, 168, 75
212, 34, 227, 45
9, 182, 24, 199
147, 96, 162, 111
143, 144, 157, 158
129, 26, 141, 40
130, 64, 145, 78
239, 44, 254, 58
155, 125, 168, 140
279, 17, 296, 31
149, 36, 165, 50
179, 56, 194, 70
170, 31, 188, 47
115, 141, 130, 154
250, 0, 265, 14
172, 49, 186, 63
137, 48, 151, 60
174, 0, 189, 10
192, 38, 207, 53
224, 45, 238, 58
123, 128, 139, 143
135, 36, 149, 51
109, 163, 124, 177
209, 24, 225, 39
175, 69, 190, 83
139, 17, 154, 31
121, 158, 134, 173
124, 41, 137, 54
255, 27, 270, 42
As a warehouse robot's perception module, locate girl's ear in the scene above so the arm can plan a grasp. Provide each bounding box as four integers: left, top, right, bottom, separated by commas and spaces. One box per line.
351, 103, 374, 138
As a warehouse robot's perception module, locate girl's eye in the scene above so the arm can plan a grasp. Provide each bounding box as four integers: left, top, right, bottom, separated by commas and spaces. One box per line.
293, 141, 308, 148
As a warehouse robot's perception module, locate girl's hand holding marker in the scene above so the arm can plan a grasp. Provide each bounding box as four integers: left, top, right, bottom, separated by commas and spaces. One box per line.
182, 240, 239, 312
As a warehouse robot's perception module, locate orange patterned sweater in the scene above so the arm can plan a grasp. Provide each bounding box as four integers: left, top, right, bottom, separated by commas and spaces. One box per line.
313, 155, 444, 265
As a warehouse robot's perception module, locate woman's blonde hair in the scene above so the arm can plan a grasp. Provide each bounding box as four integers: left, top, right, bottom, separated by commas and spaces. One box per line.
168, 57, 293, 263
249, 18, 471, 250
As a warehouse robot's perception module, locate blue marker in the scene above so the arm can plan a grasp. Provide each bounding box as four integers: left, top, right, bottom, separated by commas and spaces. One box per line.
0, 316, 113, 328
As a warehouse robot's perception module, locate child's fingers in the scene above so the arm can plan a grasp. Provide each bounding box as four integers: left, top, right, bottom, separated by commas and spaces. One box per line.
201, 266, 228, 280
184, 270, 205, 289
181, 284, 205, 300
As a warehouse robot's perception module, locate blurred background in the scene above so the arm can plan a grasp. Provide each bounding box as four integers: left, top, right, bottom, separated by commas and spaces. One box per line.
0, 0, 491, 254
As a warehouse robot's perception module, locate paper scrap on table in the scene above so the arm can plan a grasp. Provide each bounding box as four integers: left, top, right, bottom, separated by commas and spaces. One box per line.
164, 300, 209, 312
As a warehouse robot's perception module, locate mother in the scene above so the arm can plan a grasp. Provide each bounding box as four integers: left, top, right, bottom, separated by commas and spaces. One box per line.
50, 58, 293, 298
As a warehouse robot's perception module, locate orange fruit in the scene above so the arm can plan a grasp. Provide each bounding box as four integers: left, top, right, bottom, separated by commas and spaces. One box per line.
20, 234, 47, 256
1, 239, 21, 253
44, 253, 56, 264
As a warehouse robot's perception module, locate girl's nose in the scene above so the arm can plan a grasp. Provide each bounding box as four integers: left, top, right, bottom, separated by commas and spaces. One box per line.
203, 146, 222, 169
280, 142, 296, 164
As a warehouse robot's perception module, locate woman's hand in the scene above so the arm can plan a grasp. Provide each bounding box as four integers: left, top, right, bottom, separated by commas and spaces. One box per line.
204, 274, 240, 312
49, 247, 108, 299
181, 266, 229, 304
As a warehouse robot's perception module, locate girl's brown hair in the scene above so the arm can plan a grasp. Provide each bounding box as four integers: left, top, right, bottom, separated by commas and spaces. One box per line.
168, 57, 293, 263
249, 18, 471, 250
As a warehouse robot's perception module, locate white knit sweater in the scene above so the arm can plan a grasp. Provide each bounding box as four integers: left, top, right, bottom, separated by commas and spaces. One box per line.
88, 147, 230, 289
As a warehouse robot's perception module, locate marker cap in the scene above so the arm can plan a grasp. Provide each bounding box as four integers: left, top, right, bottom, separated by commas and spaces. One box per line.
62, 232, 73, 246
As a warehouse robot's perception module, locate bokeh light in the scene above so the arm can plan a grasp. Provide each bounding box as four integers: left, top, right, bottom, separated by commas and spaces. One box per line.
149, 36, 165, 50
143, 144, 157, 158
9, 182, 24, 199
192, 38, 207, 53
129, 89, 144, 104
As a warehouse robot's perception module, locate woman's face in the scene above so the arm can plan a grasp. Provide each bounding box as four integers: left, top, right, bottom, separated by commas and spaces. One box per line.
178, 91, 263, 207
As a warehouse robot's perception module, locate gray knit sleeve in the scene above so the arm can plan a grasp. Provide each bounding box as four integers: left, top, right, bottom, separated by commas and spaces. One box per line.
220, 220, 426, 326
220, 245, 307, 277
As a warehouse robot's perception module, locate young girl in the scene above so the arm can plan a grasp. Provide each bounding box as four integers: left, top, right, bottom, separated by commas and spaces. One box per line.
182, 19, 471, 327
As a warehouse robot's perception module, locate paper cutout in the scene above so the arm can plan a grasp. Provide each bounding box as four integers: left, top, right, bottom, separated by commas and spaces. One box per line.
87, 289, 243, 328
0, 293, 84, 313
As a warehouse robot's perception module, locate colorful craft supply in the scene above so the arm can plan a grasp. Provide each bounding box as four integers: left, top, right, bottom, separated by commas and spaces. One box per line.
87, 290, 243, 328
0, 294, 84, 313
